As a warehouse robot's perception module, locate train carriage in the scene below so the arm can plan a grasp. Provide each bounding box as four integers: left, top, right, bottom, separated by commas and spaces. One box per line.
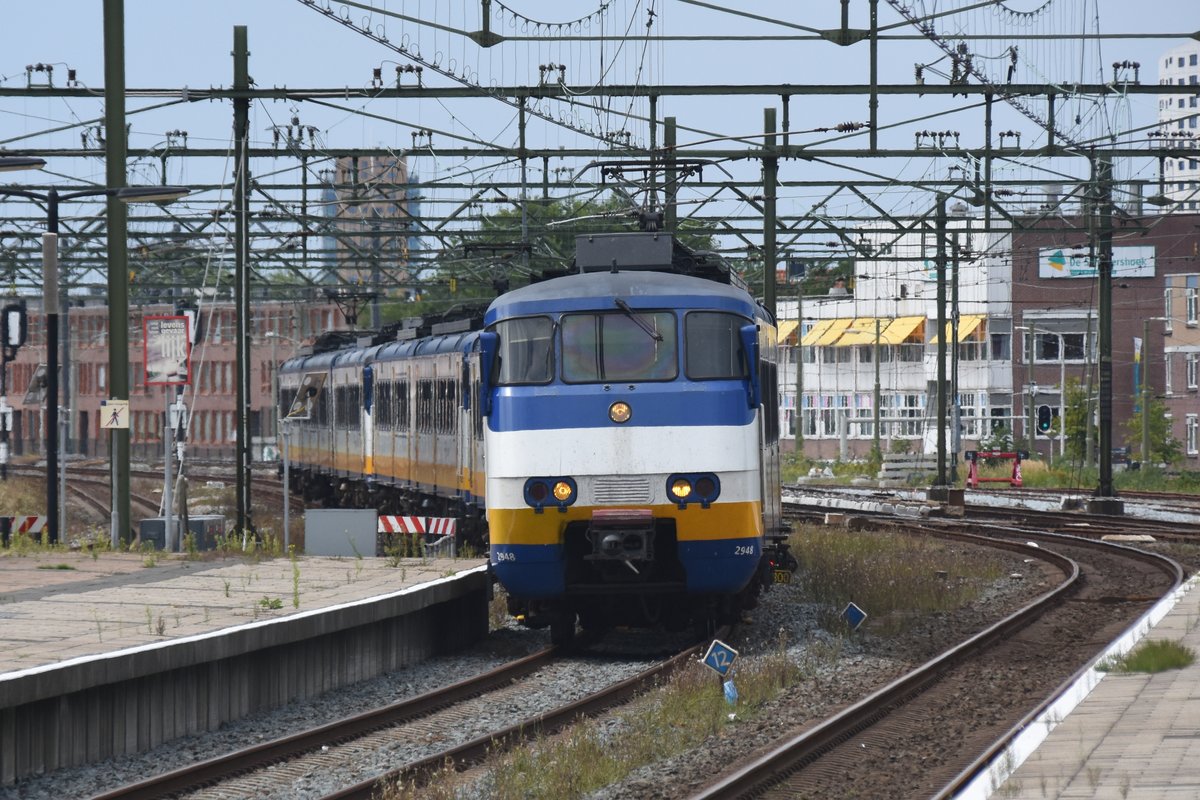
481, 231, 787, 641
277, 228, 790, 642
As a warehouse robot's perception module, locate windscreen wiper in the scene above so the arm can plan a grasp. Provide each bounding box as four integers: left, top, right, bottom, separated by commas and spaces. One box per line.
614, 298, 663, 342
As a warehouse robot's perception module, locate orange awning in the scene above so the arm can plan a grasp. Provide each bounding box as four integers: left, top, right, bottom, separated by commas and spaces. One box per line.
878, 316, 925, 345
810, 318, 852, 346
930, 314, 985, 344
834, 318, 883, 347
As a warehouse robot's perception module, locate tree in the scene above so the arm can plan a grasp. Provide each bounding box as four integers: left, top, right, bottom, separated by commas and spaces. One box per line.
1123, 395, 1182, 466
1060, 376, 1093, 461
383, 194, 718, 323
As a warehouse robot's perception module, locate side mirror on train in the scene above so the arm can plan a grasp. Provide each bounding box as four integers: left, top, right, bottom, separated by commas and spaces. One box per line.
477, 331, 499, 417
739, 324, 761, 409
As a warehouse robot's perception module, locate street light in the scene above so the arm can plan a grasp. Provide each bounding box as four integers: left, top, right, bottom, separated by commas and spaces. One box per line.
0, 178, 189, 545
1140, 317, 1169, 466
264, 330, 305, 551
0, 157, 45, 486
0, 157, 47, 173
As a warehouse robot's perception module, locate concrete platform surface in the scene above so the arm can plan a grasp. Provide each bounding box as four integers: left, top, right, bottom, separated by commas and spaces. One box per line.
990, 576, 1200, 799
0, 550, 486, 676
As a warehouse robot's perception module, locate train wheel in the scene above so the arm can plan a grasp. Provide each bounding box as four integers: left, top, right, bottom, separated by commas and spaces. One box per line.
578, 607, 612, 634
550, 613, 576, 648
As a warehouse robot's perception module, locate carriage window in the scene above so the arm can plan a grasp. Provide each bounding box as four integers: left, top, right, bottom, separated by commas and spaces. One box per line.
495, 317, 554, 385
685, 312, 748, 380
561, 310, 677, 383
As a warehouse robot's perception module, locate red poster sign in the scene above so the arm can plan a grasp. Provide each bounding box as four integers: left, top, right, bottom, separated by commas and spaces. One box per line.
143, 315, 192, 386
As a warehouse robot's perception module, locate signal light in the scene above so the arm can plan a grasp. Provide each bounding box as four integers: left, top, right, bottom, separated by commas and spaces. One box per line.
1037, 404, 1053, 433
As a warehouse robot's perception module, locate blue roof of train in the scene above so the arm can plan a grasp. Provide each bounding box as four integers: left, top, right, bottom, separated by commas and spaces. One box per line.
485, 270, 761, 325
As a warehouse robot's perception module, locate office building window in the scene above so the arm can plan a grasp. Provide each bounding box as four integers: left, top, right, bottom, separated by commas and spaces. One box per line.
1188, 354, 1199, 390
1187, 415, 1199, 456
1166, 353, 1174, 395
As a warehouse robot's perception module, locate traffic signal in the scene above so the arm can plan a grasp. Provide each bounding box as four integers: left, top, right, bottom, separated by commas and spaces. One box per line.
1037, 404, 1053, 433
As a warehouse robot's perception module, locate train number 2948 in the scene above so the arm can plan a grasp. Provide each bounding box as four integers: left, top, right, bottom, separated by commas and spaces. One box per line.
494, 551, 517, 562
734, 545, 756, 556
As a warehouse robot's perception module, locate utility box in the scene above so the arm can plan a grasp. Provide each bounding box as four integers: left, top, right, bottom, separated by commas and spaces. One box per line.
305, 509, 377, 557
138, 515, 225, 552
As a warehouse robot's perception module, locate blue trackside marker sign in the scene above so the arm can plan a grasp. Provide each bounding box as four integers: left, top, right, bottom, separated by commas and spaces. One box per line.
702, 639, 739, 678
842, 602, 868, 631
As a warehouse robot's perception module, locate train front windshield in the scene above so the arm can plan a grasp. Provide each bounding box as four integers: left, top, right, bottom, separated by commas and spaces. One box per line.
493, 309, 751, 386
561, 311, 677, 383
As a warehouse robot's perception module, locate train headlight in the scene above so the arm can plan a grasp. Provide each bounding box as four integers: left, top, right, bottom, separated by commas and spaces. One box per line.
527, 481, 549, 503
609, 401, 632, 423
524, 477, 577, 513
667, 473, 720, 509
670, 478, 693, 500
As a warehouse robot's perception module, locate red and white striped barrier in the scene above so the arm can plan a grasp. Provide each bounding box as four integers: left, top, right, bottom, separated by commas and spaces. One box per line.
1, 515, 47, 534
426, 517, 457, 536
378, 516, 457, 536
378, 515, 426, 534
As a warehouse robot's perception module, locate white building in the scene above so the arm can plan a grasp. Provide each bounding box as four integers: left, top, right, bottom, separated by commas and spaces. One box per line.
1158, 42, 1200, 210
778, 210, 1016, 460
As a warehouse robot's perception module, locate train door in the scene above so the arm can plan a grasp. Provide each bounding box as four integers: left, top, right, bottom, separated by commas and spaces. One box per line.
759, 331, 783, 534
362, 363, 374, 477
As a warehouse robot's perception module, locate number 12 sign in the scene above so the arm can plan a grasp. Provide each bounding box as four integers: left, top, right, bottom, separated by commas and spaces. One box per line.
702, 639, 739, 678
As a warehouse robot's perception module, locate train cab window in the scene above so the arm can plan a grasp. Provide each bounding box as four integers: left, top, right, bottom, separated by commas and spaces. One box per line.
685, 312, 749, 380
495, 317, 554, 385
561, 310, 677, 383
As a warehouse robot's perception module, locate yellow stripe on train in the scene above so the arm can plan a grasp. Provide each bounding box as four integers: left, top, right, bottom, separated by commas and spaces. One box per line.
488, 501, 763, 547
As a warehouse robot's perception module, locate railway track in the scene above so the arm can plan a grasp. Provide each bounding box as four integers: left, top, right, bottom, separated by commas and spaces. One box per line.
90, 631, 723, 800
693, 512, 1184, 799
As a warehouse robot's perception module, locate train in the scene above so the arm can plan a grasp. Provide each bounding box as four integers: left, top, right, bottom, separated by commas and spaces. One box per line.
278, 225, 793, 643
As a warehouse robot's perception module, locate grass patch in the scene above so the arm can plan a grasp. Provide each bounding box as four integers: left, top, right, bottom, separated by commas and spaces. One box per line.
789, 523, 1008, 634
380, 632, 836, 800
36, 563, 76, 570
1098, 639, 1195, 674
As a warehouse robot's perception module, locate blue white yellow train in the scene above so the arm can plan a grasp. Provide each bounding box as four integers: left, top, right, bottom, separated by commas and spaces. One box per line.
278, 229, 792, 642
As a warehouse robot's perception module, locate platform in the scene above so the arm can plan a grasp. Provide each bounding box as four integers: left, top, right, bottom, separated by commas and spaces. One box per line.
961, 573, 1200, 799
0, 549, 490, 785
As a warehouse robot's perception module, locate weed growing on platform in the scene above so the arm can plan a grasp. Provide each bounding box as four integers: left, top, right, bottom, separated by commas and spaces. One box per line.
140, 544, 158, 568
156, 615, 166, 636
258, 596, 283, 610
290, 546, 300, 609
787, 523, 1007, 635
183, 532, 198, 560
36, 563, 74, 570
1098, 639, 1195, 673
144, 607, 153, 635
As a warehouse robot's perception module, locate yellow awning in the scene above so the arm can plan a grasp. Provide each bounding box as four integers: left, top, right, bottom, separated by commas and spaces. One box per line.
835, 318, 883, 347
878, 316, 926, 345
800, 320, 832, 347
811, 318, 852, 346
776, 319, 799, 343
930, 314, 985, 344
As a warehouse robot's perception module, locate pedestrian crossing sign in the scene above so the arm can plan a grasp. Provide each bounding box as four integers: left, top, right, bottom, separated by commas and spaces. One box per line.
100, 399, 129, 430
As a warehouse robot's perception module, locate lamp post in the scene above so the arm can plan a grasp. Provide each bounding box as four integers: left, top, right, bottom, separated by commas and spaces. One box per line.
0, 157, 45, 486
1140, 317, 1169, 466
1015, 325, 1037, 458
0, 179, 189, 544
264, 331, 303, 550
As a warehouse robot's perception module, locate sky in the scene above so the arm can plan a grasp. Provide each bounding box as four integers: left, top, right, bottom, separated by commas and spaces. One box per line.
1, 0, 1197, 267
